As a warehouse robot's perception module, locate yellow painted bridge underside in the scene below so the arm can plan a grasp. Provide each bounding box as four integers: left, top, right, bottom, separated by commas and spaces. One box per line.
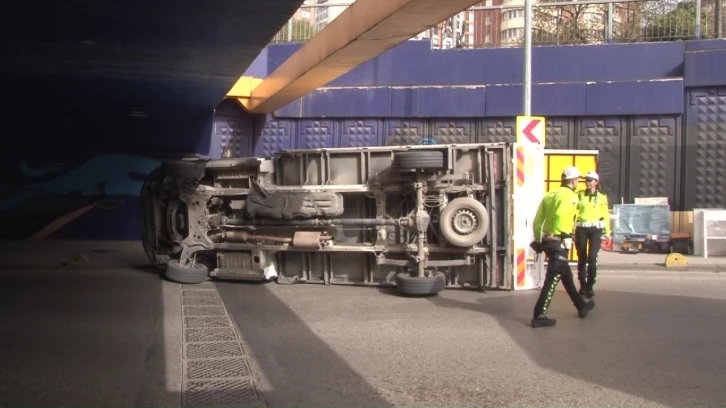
227, 0, 486, 114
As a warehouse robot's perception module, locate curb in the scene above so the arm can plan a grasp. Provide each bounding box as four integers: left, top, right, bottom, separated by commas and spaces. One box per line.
598, 263, 725, 273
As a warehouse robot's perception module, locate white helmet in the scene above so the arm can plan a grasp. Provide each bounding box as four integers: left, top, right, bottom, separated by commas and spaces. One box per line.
585, 171, 599, 181
561, 166, 580, 180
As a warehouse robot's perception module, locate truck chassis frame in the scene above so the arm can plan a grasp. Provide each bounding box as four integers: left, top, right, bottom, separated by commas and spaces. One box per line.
140, 143, 514, 295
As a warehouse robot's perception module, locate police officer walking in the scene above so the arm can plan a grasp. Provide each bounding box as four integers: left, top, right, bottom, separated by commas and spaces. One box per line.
530, 166, 595, 328
575, 171, 610, 298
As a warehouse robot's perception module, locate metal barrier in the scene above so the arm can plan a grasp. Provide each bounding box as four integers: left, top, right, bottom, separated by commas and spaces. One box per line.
272, 0, 725, 49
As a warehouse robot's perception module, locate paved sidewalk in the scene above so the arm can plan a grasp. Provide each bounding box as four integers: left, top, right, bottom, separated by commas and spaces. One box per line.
597, 250, 726, 272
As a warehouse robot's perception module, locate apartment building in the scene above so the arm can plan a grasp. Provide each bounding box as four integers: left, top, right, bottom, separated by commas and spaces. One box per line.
426, 10, 477, 48
314, 0, 349, 30
291, 0, 315, 21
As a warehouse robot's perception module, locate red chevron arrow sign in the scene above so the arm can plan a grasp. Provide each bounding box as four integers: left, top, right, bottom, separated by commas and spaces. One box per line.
516, 116, 546, 146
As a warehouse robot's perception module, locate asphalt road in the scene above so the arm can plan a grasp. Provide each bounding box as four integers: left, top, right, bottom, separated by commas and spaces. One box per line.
1, 238, 725, 407
0, 243, 182, 408
219, 270, 726, 407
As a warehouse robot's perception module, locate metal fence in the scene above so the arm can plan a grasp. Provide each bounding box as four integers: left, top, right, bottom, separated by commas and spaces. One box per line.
271, 0, 725, 49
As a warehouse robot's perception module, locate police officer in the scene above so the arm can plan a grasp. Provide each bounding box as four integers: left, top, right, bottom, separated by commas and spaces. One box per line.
575, 170, 610, 298
530, 166, 595, 328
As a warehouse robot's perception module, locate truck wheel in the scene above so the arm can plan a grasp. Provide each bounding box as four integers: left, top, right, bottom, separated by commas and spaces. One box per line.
395, 271, 446, 296
165, 259, 209, 284
161, 160, 206, 180
439, 197, 489, 247
394, 151, 444, 171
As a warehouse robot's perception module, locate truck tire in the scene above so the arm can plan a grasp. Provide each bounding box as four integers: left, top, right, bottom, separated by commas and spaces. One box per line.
395, 271, 446, 296
165, 259, 209, 284
161, 160, 206, 180
394, 151, 444, 171
439, 197, 489, 247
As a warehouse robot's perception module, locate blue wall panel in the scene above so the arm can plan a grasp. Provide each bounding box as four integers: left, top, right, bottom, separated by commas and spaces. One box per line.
684, 87, 726, 208
431, 120, 474, 144
544, 117, 575, 150
265, 43, 302, 75
299, 120, 337, 149
484, 83, 587, 117
684, 48, 726, 88
585, 80, 684, 116
329, 55, 394, 88
243, 46, 269, 78
477, 118, 516, 144
628, 116, 681, 201
390, 87, 486, 117
263, 40, 696, 86
212, 100, 257, 159
575, 117, 626, 206
274, 80, 684, 118
385, 119, 427, 146
340, 119, 383, 147
255, 117, 295, 157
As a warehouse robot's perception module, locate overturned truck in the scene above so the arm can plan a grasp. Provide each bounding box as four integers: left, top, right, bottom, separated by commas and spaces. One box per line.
140, 143, 514, 295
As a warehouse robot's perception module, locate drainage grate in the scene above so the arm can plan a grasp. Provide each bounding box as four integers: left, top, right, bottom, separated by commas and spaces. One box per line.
186, 342, 244, 359
182, 282, 217, 291
179, 282, 260, 407
183, 296, 224, 306
184, 316, 231, 328
183, 306, 226, 316
186, 358, 251, 379
185, 327, 238, 343
182, 290, 222, 298
183, 379, 258, 407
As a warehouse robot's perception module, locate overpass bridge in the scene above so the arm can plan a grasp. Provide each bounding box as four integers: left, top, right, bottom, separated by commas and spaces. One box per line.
1, 0, 486, 240
2, 0, 725, 241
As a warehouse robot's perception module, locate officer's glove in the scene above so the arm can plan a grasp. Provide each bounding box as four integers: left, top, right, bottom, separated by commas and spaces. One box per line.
529, 240, 544, 253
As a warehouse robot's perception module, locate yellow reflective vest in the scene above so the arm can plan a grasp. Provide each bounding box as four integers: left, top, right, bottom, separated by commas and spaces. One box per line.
533, 186, 579, 241
576, 189, 611, 235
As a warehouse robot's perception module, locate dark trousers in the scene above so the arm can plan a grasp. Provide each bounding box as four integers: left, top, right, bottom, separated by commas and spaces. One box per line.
575, 226, 603, 290
533, 240, 587, 318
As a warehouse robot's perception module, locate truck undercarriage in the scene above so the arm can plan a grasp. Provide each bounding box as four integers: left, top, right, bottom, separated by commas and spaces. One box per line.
140, 143, 513, 295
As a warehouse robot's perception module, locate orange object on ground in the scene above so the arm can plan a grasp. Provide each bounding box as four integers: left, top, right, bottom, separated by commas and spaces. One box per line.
601, 236, 614, 252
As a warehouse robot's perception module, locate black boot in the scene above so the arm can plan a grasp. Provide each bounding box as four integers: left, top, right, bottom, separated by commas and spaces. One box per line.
578, 282, 587, 296
578, 299, 596, 318
586, 289, 595, 298
532, 315, 557, 328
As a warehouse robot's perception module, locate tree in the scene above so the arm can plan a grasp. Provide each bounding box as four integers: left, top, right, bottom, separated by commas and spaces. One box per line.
642, 0, 714, 41
531, 0, 608, 45
610, 1, 648, 43
275, 19, 319, 43
520, 0, 715, 45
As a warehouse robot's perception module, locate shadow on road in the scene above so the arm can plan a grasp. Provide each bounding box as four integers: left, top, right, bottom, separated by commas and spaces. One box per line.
426, 288, 726, 408
217, 282, 394, 407
0, 265, 174, 407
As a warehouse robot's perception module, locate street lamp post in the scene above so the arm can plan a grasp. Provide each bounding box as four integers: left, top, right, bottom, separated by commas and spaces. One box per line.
523, 0, 532, 116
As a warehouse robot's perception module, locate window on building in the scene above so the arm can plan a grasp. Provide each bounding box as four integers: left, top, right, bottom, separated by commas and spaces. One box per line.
503, 28, 523, 39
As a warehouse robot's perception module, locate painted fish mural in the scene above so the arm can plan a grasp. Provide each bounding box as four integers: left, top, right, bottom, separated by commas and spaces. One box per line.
0, 154, 161, 239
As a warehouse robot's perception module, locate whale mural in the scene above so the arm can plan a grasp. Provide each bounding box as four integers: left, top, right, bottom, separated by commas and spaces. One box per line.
0, 153, 161, 239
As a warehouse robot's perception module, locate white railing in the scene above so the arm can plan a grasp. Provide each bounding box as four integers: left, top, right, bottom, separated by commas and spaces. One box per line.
271, 0, 725, 48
